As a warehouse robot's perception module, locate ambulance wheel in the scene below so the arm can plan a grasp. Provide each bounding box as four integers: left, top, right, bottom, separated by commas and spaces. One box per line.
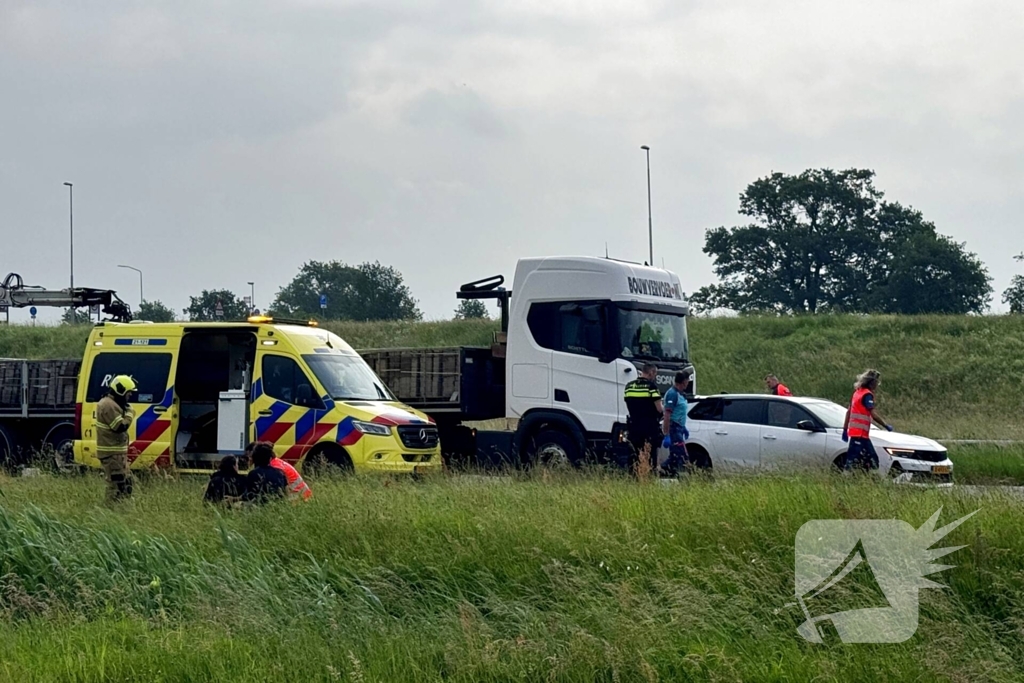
42, 422, 76, 470
303, 443, 353, 478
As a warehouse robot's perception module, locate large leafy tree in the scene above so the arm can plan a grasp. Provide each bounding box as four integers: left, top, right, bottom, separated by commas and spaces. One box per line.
137, 300, 176, 322
272, 261, 421, 321
690, 169, 991, 314
1004, 254, 1024, 314
184, 290, 249, 321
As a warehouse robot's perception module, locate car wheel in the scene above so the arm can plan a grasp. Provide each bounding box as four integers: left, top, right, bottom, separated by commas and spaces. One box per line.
686, 445, 713, 472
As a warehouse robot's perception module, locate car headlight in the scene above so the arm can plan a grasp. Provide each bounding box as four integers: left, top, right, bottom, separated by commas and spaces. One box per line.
884, 447, 916, 456
352, 420, 392, 436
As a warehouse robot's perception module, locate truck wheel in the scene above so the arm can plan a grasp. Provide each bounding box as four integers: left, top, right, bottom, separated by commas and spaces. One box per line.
43, 422, 76, 471
530, 429, 580, 469
302, 443, 354, 478
0, 426, 14, 469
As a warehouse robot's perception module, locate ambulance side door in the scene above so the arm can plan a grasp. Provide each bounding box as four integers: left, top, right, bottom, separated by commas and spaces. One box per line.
251, 352, 324, 464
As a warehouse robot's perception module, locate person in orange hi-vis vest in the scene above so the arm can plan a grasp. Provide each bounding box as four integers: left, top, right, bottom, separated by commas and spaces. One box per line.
841, 369, 894, 471
244, 441, 313, 501
764, 374, 793, 397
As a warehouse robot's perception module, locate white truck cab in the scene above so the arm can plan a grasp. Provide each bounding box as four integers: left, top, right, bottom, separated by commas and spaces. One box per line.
505, 256, 692, 436
362, 256, 693, 467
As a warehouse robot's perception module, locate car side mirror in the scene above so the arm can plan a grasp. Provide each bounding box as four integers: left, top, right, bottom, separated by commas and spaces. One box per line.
796, 420, 821, 432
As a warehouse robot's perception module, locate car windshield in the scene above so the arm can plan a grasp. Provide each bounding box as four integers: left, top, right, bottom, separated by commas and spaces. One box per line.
303, 354, 394, 401
804, 401, 849, 429
615, 307, 689, 362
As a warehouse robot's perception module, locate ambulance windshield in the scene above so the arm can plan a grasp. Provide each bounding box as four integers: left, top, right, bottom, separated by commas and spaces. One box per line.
615, 307, 689, 363
304, 354, 394, 401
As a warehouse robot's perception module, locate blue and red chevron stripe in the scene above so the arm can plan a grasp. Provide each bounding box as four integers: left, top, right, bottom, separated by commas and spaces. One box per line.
128, 386, 175, 462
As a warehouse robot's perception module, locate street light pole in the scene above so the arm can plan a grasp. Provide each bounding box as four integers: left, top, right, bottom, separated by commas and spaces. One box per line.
247, 281, 255, 313
640, 146, 653, 267
63, 182, 74, 295
118, 265, 144, 310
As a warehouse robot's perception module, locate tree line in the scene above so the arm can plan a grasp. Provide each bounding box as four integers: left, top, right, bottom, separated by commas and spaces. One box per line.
97, 261, 491, 324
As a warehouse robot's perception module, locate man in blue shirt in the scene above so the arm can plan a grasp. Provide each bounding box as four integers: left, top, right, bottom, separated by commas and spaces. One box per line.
661, 370, 692, 475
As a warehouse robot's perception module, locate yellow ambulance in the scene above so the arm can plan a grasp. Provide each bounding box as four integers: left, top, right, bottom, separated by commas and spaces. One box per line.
73, 317, 441, 475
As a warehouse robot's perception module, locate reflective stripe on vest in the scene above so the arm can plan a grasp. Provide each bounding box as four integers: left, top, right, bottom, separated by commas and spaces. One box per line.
271, 458, 312, 500
849, 387, 873, 438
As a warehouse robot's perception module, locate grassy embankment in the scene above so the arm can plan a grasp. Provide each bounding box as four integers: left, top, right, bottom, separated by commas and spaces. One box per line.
0, 472, 1020, 682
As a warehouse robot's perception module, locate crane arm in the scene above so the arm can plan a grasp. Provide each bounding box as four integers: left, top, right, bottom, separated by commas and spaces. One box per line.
0, 273, 133, 322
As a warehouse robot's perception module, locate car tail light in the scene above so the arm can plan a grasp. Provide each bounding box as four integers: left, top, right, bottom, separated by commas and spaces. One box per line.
74, 403, 83, 440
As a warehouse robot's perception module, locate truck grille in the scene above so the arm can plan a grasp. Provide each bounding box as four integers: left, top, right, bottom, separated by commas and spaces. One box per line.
397, 425, 439, 450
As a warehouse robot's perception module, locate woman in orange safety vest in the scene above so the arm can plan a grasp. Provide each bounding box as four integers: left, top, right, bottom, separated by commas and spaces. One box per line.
841, 369, 893, 471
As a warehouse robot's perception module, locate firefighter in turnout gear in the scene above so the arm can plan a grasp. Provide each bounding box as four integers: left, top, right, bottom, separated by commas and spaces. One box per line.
95, 374, 137, 502
624, 363, 663, 472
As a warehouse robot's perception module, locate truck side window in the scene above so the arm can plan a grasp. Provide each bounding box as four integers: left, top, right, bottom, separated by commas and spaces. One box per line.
527, 301, 607, 358
262, 355, 321, 409
86, 353, 172, 404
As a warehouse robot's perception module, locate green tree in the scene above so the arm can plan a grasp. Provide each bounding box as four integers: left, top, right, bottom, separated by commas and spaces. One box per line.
272, 261, 421, 321
137, 300, 176, 322
184, 290, 249, 321
454, 299, 489, 320
690, 169, 992, 314
1004, 254, 1024, 314
60, 308, 93, 326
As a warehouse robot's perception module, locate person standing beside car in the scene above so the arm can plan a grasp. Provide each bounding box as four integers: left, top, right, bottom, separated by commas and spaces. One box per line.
765, 374, 793, 397
661, 370, 692, 475
842, 369, 894, 471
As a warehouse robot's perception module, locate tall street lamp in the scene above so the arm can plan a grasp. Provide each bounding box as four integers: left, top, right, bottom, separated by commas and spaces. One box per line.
247, 281, 255, 313
118, 265, 144, 309
640, 146, 653, 267
63, 182, 74, 294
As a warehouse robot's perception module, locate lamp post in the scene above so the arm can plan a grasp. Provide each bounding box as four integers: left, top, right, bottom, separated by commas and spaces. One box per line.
118, 265, 144, 309
247, 281, 255, 313
63, 183, 74, 312
640, 146, 653, 266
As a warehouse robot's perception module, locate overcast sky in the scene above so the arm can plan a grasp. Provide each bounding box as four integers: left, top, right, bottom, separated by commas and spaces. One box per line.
3, 0, 1022, 324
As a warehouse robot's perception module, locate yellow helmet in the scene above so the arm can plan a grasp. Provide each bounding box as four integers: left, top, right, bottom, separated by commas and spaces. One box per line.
109, 375, 138, 397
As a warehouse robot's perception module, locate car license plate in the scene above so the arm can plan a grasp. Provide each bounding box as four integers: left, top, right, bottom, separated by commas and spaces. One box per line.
932, 465, 951, 475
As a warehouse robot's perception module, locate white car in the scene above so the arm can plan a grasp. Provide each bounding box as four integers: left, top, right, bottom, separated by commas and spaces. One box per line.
683, 394, 953, 484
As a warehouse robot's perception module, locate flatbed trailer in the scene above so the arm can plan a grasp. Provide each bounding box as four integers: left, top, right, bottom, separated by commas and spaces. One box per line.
0, 358, 81, 465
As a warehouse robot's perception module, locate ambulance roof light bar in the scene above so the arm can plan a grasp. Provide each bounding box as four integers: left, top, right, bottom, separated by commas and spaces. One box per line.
247, 315, 319, 327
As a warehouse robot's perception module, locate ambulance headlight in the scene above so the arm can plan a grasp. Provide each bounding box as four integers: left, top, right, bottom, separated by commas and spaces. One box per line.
352, 420, 392, 437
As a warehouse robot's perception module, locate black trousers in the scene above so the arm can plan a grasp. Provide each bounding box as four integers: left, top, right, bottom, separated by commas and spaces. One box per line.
845, 437, 879, 471
628, 424, 660, 470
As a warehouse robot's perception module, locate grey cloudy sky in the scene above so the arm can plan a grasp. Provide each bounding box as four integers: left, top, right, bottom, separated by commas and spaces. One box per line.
3, 0, 1022, 324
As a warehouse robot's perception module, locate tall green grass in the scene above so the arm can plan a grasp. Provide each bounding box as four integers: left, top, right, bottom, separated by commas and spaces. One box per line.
3, 315, 1023, 438
0, 472, 1020, 681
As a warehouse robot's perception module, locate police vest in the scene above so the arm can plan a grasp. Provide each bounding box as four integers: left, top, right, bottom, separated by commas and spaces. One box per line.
848, 387, 873, 439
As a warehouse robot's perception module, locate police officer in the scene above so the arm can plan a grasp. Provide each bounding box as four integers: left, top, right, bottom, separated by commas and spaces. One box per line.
95, 375, 137, 502
624, 363, 663, 471
842, 369, 893, 471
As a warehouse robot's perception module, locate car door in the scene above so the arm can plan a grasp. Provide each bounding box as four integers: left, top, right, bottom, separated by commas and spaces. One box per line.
760, 400, 828, 469
547, 302, 620, 431
710, 398, 765, 467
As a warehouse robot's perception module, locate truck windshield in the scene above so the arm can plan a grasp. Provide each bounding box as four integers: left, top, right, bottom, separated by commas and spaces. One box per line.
303, 354, 395, 401
615, 307, 689, 362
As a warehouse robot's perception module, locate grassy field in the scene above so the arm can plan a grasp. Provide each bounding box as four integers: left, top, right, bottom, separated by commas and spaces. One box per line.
0, 470, 1020, 682
3, 314, 1022, 440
